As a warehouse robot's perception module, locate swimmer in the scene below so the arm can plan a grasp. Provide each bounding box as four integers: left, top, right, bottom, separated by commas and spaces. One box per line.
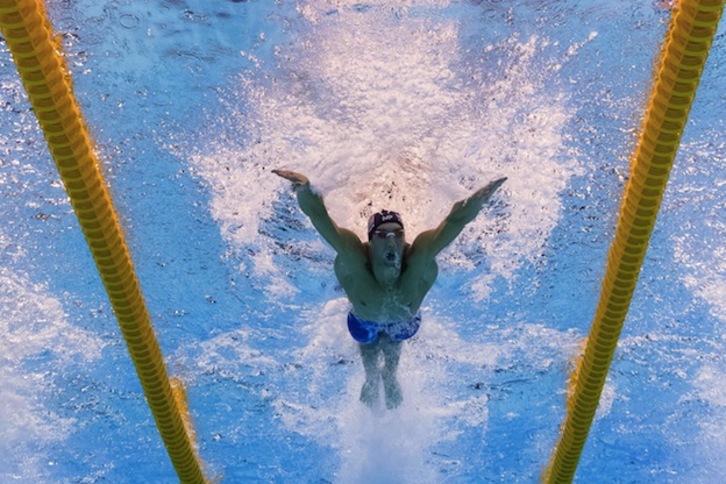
273, 169, 507, 409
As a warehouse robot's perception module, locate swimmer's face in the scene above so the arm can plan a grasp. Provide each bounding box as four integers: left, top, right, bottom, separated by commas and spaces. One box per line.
370, 222, 406, 269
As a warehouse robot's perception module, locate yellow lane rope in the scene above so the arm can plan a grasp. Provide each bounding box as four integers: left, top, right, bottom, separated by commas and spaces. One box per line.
544, 1, 724, 482
0, 1, 207, 482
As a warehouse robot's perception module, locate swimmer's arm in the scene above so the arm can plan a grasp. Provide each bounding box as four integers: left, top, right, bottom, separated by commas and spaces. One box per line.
273, 169, 364, 254
411, 177, 507, 256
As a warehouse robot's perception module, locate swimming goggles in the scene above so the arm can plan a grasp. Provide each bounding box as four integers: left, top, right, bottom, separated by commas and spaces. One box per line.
372, 228, 405, 239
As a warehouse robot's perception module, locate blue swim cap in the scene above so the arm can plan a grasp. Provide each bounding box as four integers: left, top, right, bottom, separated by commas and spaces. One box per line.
367, 210, 404, 240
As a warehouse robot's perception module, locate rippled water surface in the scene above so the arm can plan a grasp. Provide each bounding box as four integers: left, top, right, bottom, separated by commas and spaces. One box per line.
1, 1, 724, 482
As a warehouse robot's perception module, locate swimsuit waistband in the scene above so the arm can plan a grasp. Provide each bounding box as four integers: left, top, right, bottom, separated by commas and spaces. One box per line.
347, 311, 421, 344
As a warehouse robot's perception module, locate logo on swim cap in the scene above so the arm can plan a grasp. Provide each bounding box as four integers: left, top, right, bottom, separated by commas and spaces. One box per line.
367, 210, 404, 240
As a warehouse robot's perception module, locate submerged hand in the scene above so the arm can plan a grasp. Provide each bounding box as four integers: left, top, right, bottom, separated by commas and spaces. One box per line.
446, 176, 507, 224
272, 169, 310, 187
472, 176, 507, 203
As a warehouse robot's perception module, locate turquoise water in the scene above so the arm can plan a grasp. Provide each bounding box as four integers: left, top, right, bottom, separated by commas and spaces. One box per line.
1, 1, 724, 482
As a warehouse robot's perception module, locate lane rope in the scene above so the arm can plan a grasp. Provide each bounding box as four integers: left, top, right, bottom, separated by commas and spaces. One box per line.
0, 1, 207, 481
544, 1, 724, 482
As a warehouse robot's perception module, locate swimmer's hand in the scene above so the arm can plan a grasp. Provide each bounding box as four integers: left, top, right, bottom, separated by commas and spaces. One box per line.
447, 177, 507, 224
472, 177, 507, 203
273, 169, 344, 251
412, 177, 507, 256
272, 169, 310, 187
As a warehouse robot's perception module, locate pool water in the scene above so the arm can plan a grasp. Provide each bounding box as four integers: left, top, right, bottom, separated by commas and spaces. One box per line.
1, 1, 724, 482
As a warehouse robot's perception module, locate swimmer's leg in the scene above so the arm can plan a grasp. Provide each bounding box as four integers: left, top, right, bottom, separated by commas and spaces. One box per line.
359, 341, 381, 407
380, 335, 403, 409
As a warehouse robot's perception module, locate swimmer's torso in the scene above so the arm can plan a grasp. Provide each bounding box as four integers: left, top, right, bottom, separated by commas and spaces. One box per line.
334, 243, 438, 323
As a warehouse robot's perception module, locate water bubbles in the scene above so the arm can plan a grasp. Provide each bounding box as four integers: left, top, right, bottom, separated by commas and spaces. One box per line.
119, 13, 140, 30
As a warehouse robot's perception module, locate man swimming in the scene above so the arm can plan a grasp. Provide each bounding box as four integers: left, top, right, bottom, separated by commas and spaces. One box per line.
273, 169, 506, 409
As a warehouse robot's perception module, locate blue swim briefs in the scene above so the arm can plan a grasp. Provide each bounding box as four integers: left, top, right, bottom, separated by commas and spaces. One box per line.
347, 312, 421, 344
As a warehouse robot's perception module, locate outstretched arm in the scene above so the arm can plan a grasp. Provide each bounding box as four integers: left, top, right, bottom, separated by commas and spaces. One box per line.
411, 177, 507, 256
273, 169, 363, 254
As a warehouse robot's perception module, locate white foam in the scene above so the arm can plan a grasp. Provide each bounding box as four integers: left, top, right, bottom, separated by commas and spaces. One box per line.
266, 298, 583, 482
182, 1, 587, 479
0, 257, 105, 479
671, 136, 726, 323
175, 291, 579, 480
674, 239, 726, 323
188, 1, 581, 301
695, 365, 726, 407
663, 133, 726, 479
271, 299, 496, 482
686, 365, 726, 479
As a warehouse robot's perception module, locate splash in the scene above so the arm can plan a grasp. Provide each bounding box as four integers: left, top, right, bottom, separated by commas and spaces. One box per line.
682, 365, 726, 481
185, 1, 589, 480
0, 232, 105, 479
187, 3, 586, 476
671, 135, 726, 324
270, 298, 499, 482
667, 132, 726, 481
190, 1, 582, 301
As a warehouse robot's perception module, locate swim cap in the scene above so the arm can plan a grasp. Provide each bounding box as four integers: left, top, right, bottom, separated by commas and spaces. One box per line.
367, 210, 404, 240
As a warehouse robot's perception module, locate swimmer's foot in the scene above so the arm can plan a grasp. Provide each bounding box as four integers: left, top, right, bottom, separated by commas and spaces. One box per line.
384, 376, 402, 409
360, 378, 380, 408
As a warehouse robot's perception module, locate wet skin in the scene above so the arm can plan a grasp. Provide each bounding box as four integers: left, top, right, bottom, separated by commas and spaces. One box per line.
273, 169, 506, 408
